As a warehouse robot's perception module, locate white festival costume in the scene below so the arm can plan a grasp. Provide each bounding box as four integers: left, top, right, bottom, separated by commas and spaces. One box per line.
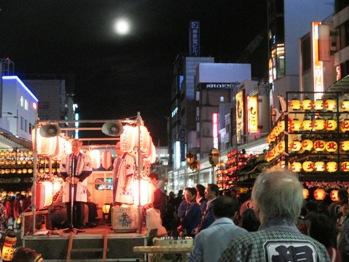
60, 153, 92, 203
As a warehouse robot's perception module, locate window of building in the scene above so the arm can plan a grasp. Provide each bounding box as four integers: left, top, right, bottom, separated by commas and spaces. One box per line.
20, 117, 24, 130
339, 20, 349, 49
20, 96, 24, 107
24, 119, 27, 132
24, 99, 28, 111
301, 35, 311, 73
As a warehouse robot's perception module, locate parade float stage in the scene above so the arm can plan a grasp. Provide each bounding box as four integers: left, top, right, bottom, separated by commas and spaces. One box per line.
22, 225, 147, 261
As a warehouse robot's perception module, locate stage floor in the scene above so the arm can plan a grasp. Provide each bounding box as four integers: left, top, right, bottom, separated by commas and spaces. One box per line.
22, 225, 147, 261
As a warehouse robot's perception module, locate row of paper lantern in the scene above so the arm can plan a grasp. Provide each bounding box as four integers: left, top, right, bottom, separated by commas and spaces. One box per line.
288, 118, 349, 132
289, 140, 349, 153
267, 120, 285, 143
290, 161, 349, 173
266, 141, 285, 162
288, 98, 349, 112
303, 188, 340, 201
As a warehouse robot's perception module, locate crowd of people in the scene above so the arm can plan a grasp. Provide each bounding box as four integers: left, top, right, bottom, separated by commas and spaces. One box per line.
148, 169, 349, 262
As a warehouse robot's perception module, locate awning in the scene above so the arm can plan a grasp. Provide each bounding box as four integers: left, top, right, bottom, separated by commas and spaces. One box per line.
324, 75, 349, 97
0, 129, 32, 149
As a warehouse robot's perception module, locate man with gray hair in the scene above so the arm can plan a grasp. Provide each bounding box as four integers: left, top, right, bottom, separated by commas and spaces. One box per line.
219, 169, 330, 262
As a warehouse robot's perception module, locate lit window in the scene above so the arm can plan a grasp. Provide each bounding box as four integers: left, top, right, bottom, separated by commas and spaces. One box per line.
20, 96, 24, 107
220, 96, 224, 102
24, 99, 28, 110
32, 102, 37, 110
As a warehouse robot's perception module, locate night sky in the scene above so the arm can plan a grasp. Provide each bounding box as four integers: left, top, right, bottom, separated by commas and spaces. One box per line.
0, 0, 267, 145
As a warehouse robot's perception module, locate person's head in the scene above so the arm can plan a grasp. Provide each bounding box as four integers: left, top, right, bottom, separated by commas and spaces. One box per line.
213, 196, 239, 219
308, 213, 337, 248
205, 184, 219, 200
149, 172, 159, 185
184, 187, 197, 203
71, 139, 82, 155
115, 142, 123, 157
240, 208, 260, 232
252, 169, 303, 224
196, 184, 205, 199
12, 247, 43, 262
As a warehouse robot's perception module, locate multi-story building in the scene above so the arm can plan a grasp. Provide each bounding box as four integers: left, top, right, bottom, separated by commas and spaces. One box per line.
268, 0, 334, 112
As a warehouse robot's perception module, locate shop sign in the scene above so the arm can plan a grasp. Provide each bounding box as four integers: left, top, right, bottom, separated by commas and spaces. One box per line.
236, 91, 244, 143
247, 96, 258, 133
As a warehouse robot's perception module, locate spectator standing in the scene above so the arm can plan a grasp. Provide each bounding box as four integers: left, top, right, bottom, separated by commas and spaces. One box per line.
199, 184, 219, 231
189, 196, 247, 262
219, 169, 330, 262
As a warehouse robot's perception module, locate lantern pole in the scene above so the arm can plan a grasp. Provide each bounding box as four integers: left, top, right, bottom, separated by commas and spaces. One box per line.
31, 120, 39, 235
136, 112, 143, 234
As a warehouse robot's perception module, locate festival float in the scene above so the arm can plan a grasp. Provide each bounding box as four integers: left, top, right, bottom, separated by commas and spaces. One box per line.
21, 113, 159, 260
266, 91, 349, 201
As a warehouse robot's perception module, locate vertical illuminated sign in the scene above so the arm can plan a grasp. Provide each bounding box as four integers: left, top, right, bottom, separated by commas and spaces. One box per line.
247, 96, 258, 133
212, 113, 218, 149
236, 91, 244, 144
312, 22, 324, 100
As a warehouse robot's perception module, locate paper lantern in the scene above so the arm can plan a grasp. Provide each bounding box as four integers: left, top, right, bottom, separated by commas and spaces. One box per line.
303, 188, 309, 199
314, 161, 326, 172
313, 140, 325, 152
302, 120, 313, 131
288, 119, 301, 132
325, 119, 337, 131
1, 231, 16, 262
289, 98, 301, 111
314, 99, 324, 111
302, 140, 313, 151
314, 188, 326, 201
340, 119, 349, 133
330, 190, 339, 202
277, 141, 285, 154
340, 141, 349, 151
342, 99, 349, 112
325, 141, 338, 153
290, 162, 302, 172
289, 141, 302, 152
303, 161, 314, 172
341, 162, 349, 172
313, 119, 325, 131
302, 98, 313, 111
324, 99, 337, 112
327, 162, 338, 173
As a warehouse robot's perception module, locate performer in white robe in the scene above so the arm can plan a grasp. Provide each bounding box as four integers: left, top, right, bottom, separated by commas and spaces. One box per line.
113, 142, 136, 205
60, 139, 92, 228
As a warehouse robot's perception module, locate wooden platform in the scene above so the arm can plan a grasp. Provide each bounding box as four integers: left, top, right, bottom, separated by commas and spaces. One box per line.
22, 225, 147, 261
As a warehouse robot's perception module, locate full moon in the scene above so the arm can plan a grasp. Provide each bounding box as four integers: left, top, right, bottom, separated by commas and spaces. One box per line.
113, 18, 130, 35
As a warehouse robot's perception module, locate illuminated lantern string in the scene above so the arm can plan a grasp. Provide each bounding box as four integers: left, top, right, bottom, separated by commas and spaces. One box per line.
302, 120, 313, 131
314, 188, 326, 201
340, 119, 349, 133
341, 162, 349, 172
314, 161, 326, 172
325, 141, 338, 153
290, 162, 302, 172
289, 141, 302, 152
303, 161, 314, 172
302, 140, 313, 152
289, 98, 301, 111
342, 99, 349, 112
314, 119, 325, 131
324, 99, 337, 112
288, 119, 301, 132
313, 140, 325, 152
330, 189, 339, 202
325, 119, 337, 131
314, 99, 324, 111
327, 162, 338, 173
303, 188, 309, 199
302, 98, 313, 111
340, 141, 349, 151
